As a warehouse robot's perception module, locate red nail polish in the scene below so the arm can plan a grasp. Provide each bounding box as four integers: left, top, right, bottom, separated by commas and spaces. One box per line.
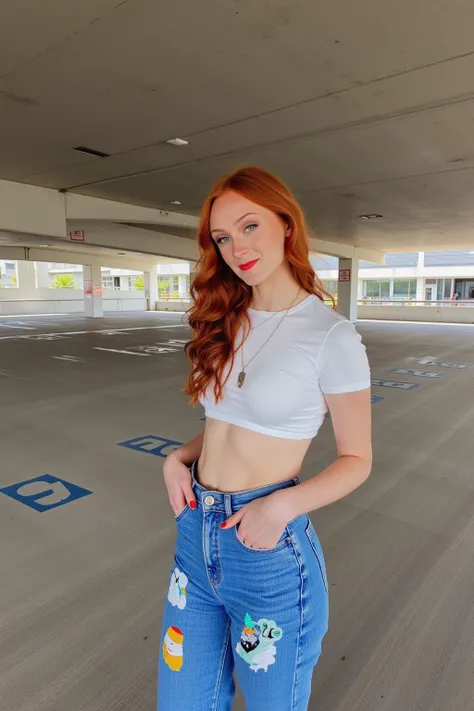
220, 522, 226, 529
190, 501, 196, 510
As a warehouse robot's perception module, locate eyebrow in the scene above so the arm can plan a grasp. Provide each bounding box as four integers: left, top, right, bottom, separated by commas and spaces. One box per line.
210, 212, 257, 235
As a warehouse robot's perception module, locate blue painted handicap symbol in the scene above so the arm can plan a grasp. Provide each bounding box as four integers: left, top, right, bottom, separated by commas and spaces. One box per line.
371, 378, 420, 391
0, 475, 93, 512
389, 368, 447, 379
371, 394, 384, 404
118, 435, 183, 458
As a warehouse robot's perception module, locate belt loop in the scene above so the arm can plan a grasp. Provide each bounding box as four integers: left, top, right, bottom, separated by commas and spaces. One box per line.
224, 494, 233, 516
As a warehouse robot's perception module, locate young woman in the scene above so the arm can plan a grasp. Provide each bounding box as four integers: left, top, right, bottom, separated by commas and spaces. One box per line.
158, 166, 372, 711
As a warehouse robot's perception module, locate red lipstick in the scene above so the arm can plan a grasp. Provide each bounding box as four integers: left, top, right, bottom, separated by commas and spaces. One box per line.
239, 259, 259, 271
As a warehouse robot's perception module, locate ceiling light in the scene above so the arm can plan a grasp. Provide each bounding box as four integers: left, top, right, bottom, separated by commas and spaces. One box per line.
166, 138, 188, 146
359, 213, 383, 220
170, 200, 182, 205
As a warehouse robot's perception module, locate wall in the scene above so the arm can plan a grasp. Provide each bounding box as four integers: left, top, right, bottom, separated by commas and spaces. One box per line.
0, 289, 146, 315
156, 299, 191, 312
358, 304, 474, 324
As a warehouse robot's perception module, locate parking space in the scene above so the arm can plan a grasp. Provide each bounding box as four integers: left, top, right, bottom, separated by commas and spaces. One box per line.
0, 313, 473, 710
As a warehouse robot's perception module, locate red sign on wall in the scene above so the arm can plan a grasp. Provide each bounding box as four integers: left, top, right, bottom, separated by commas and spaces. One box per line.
70, 230, 85, 242
338, 269, 351, 282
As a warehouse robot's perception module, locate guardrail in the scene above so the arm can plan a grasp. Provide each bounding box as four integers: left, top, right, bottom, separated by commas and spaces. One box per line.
158, 297, 474, 308
357, 299, 473, 307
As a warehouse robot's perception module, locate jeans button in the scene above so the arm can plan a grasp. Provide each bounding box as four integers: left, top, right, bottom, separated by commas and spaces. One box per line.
204, 495, 215, 506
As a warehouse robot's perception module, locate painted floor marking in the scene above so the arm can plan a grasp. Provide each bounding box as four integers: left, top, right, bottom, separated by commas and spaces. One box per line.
94, 347, 151, 357
0, 324, 188, 341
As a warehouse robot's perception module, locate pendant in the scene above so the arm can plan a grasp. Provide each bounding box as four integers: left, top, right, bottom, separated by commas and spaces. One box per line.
237, 370, 246, 388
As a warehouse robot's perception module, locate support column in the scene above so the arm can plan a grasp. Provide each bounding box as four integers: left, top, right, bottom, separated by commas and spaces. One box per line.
83, 265, 103, 318
416, 252, 425, 302
178, 274, 188, 298
16, 260, 37, 297
144, 266, 158, 311
337, 258, 359, 322
34, 262, 51, 288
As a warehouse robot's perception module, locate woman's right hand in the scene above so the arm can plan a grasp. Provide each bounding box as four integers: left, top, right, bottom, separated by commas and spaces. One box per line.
163, 452, 196, 517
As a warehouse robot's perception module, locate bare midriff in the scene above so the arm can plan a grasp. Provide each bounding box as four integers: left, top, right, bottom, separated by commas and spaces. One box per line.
198, 417, 312, 492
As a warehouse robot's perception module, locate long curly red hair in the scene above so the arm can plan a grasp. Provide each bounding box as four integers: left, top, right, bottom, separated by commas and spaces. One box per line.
184, 165, 335, 405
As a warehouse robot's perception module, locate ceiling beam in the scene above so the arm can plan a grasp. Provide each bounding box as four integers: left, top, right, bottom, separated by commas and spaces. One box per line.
0, 246, 159, 270
310, 238, 385, 264
65, 193, 199, 229
0, 180, 66, 238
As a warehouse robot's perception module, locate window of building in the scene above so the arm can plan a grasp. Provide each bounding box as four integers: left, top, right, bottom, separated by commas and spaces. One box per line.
102, 276, 114, 290
158, 274, 181, 298
363, 280, 391, 299
393, 279, 417, 299
435, 278, 453, 300
0, 260, 18, 288
321, 279, 338, 295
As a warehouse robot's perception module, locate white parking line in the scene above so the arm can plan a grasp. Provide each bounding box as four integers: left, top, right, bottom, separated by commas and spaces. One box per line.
94, 347, 151, 357
52, 355, 87, 362
0, 323, 35, 330
0, 324, 188, 341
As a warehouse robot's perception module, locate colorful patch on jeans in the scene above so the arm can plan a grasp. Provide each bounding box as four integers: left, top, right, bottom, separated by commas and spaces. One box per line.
236, 613, 283, 672
168, 567, 188, 610
163, 626, 184, 671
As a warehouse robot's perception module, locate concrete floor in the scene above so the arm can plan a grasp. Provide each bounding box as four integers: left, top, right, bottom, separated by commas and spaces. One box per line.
0, 312, 473, 711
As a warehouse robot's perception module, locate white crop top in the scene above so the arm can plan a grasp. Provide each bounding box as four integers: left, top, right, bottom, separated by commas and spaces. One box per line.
199, 294, 371, 440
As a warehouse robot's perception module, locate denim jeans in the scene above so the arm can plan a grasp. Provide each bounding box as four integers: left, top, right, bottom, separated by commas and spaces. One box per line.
158, 461, 329, 711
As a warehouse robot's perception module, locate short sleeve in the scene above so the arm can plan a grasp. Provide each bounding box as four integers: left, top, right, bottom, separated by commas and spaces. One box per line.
317, 320, 371, 395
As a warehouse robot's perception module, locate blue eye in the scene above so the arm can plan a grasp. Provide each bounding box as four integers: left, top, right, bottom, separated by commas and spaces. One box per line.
245, 223, 258, 232
216, 235, 229, 245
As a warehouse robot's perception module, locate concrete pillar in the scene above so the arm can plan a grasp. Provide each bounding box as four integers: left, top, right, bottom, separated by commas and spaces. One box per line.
415, 252, 424, 302
35, 262, 51, 288
336, 258, 358, 322
83, 265, 103, 318
144, 266, 158, 310
16, 260, 37, 297
178, 274, 188, 298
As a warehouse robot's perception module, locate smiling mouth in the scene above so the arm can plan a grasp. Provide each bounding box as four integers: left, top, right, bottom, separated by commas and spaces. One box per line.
239, 259, 259, 271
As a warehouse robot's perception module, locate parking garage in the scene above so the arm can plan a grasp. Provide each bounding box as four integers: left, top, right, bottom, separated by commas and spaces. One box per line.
1, 1, 474, 710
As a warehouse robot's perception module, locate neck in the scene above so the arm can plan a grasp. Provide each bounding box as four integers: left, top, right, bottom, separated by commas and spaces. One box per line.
249, 265, 306, 312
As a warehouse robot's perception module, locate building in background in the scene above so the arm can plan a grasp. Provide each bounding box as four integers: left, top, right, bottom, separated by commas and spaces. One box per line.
2, 253, 473, 304
17, 261, 192, 295
0, 260, 18, 287
312, 250, 474, 303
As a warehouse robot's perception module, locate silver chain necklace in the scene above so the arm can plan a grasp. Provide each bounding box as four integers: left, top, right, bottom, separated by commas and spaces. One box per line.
237, 287, 302, 388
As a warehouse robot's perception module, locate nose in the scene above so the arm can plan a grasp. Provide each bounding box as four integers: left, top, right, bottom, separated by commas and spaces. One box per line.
232, 235, 250, 260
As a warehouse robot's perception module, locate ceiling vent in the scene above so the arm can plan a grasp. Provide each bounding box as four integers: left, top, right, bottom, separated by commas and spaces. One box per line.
74, 146, 110, 158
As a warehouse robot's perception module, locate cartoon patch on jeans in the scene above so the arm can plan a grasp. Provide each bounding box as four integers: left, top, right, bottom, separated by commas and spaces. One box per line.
163, 626, 184, 671
168, 567, 188, 610
236, 613, 283, 672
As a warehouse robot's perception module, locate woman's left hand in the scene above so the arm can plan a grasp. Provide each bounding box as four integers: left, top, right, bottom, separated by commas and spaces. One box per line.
221, 490, 294, 549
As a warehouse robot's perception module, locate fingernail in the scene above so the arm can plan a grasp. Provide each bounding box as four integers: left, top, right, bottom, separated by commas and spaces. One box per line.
220, 522, 226, 529
190, 501, 196, 510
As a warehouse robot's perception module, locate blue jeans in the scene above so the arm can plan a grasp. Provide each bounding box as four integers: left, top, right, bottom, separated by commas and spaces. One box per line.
158, 461, 329, 710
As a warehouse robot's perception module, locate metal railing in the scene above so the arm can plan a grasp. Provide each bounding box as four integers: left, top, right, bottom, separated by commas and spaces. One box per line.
157, 296, 474, 308
358, 299, 474, 307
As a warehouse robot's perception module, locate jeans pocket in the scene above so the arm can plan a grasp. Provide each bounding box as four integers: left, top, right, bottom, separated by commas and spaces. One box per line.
174, 504, 190, 523
233, 525, 290, 554
305, 518, 329, 592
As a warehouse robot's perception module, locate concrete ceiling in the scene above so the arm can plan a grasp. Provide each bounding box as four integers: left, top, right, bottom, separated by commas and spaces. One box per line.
1, 0, 474, 252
